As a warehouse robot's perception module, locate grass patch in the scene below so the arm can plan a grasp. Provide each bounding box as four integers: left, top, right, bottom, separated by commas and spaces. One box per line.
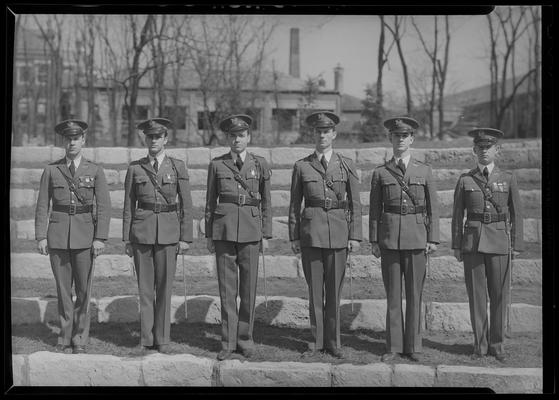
11, 321, 542, 368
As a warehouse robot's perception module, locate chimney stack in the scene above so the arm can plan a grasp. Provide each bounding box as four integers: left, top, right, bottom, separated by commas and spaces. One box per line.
289, 28, 300, 78
334, 63, 344, 94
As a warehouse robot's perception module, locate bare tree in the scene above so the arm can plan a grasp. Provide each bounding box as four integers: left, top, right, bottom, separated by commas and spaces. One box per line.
385, 16, 413, 114
376, 16, 395, 121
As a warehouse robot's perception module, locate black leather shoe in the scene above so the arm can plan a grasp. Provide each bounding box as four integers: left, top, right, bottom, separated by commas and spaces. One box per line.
157, 344, 173, 354
54, 344, 71, 353
381, 352, 398, 362
217, 349, 233, 361
404, 352, 421, 362
325, 347, 344, 359
72, 345, 86, 354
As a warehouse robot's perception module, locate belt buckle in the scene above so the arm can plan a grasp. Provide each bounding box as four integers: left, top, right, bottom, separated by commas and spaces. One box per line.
324, 197, 332, 210
483, 212, 491, 223
238, 194, 246, 206
154, 202, 161, 213
68, 204, 77, 215
401, 204, 408, 215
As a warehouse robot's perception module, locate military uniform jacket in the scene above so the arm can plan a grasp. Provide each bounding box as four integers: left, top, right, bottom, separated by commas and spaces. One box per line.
123, 156, 193, 245
289, 152, 362, 248
451, 166, 523, 254
369, 157, 440, 250
35, 158, 111, 249
205, 152, 272, 242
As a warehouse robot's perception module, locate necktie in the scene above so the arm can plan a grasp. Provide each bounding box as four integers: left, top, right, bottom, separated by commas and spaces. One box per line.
153, 158, 159, 173
69, 160, 76, 177
320, 155, 328, 170
483, 166, 489, 180
397, 158, 406, 174
236, 156, 243, 170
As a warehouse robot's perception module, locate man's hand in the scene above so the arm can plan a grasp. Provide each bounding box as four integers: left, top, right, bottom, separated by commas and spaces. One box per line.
291, 240, 301, 254
348, 240, 360, 252
207, 238, 215, 253
371, 242, 381, 258
454, 249, 463, 262
125, 242, 134, 258
37, 239, 49, 256
177, 241, 189, 255
425, 242, 437, 255
92, 240, 105, 257
260, 238, 269, 252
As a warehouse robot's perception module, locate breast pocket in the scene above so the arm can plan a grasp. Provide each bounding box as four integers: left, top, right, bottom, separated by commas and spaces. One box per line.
382, 182, 400, 201
331, 173, 347, 199
77, 176, 95, 201
51, 177, 68, 199
464, 183, 483, 208
409, 176, 425, 202
217, 172, 234, 193
134, 175, 151, 196
302, 173, 322, 198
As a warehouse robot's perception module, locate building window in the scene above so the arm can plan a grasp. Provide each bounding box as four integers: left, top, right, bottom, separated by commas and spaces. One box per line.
36, 63, 49, 84
245, 108, 260, 130
272, 108, 297, 131
121, 105, 149, 121
197, 111, 216, 130
17, 65, 33, 85
164, 105, 186, 129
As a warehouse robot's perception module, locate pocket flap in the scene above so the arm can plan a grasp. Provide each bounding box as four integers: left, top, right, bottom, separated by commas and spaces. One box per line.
78, 176, 95, 188
217, 172, 233, 179
162, 174, 176, 184
302, 174, 318, 182
409, 177, 425, 185
135, 175, 148, 184
251, 207, 260, 217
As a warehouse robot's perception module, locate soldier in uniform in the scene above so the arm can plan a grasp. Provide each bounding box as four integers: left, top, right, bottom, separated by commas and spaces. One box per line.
288, 111, 362, 358
123, 118, 193, 354
205, 114, 272, 361
369, 117, 439, 362
452, 128, 523, 362
35, 119, 111, 354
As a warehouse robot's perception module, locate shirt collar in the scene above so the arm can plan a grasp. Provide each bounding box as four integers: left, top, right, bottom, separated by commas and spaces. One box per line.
315, 149, 333, 163
478, 162, 495, 175
231, 150, 247, 162
394, 153, 411, 168
148, 152, 166, 166
66, 154, 82, 168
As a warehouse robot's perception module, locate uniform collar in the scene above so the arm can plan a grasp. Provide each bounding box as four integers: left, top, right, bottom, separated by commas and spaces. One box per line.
148, 151, 166, 166
231, 150, 247, 162
478, 162, 495, 175
393, 153, 411, 168
66, 154, 82, 168
315, 149, 333, 163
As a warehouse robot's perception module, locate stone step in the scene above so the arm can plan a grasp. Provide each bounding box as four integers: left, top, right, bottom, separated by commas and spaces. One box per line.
11, 142, 541, 169
10, 167, 541, 188
9, 188, 541, 211
12, 216, 543, 243
11, 351, 543, 391
10, 295, 542, 335
10, 253, 543, 285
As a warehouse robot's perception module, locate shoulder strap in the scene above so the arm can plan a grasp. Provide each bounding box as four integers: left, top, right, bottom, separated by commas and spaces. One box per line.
222, 160, 257, 198
140, 163, 172, 204
336, 153, 359, 179
384, 164, 419, 207
469, 172, 502, 213
56, 165, 86, 204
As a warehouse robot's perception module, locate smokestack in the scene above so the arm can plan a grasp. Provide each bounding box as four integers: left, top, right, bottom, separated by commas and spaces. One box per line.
334, 63, 344, 94
289, 28, 300, 78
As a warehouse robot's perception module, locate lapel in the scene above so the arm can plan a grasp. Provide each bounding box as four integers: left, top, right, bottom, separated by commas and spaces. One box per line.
385, 158, 404, 179
326, 152, 338, 174
310, 152, 325, 175
238, 153, 250, 176
74, 157, 89, 179
159, 156, 172, 177
223, 153, 237, 173
56, 158, 74, 182
140, 156, 156, 176
487, 165, 500, 187
471, 166, 485, 183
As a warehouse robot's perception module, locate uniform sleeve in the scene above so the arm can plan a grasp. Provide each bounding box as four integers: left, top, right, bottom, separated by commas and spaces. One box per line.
122, 166, 135, 242
259, 158, 273, 239
204, 162, 218, 238
35, 167, 51, 241
451, 176, 466, 249
425, 165, 440, 244
368, 168, 382, 243
288, 163, 303, 241
346, 159, 362, 241
176, 160, 193, 243
508, 171, 524, 252
94, 165, 111, 240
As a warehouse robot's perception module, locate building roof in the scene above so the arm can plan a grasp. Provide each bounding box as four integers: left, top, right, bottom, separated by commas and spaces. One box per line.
341, 93, 363, 112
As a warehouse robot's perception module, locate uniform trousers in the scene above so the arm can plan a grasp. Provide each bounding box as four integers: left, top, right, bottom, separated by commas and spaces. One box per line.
214, 240, 260, 351
132, 243, 177, 346
49, 248, 94, 346
301, 247, 347, 351
380, 248, 426, 354
463, 252, 510, 356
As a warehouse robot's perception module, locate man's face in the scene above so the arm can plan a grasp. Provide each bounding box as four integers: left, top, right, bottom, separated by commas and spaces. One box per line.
390, 131, 414, 154
314, 127, 337, 152
228, 129, 250, 154
145, 132, 168, 156
474, 142, 499, 165
63, 134, 86, 158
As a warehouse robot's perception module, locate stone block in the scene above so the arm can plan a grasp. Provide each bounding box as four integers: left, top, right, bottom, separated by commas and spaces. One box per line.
271, 217, 289, 241
10, 254, 52, 279
15, 219, 35, 239
346, 255, 381, 279
511, 303, 542, 333
10, 189, 37, 208
97, 296, 139, 323
171, 295, 221, 324
270, 148, 313, 167
186, 148, 211, 166
96, 147, 129, 165
11, 147, 54, 164
342, 299, 387, 331
129, 148, 145, 162
271, 190, 290, 208
191, 190, 206, 208
141, 354, 214, 386
261, 255, 299, 278
218, 360, 331, 387
110, 190, 125, 209
393, 364, 435, 387
356, 148, 388, 166
271, 169, 292, 187
254, 296, 309, 328
165, 148, 187, 164
94, 255, 134, 278
248, 147, 271, 163
426, 302, 471, 332
11, 297, 42, 324
28, 352, 142, 386
209, 147, 230, 161
108, 218, 123, 239
180, 255, 215, 277
12, 354, 27, 386
436, 365, 542, 393
103, 169, 121, 185
187, 169, 207, 186
331, 363, 392, 386
10, 168, 43, 186
524, 219, 542, 242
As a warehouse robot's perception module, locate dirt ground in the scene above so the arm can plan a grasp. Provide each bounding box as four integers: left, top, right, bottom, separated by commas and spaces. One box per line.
11, 321, 542, 368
